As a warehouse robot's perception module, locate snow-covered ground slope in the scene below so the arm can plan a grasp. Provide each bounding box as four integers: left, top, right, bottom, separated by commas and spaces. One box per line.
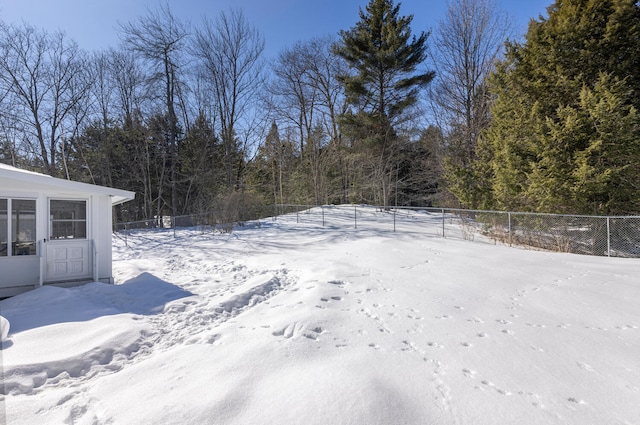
1, 207, 639, 425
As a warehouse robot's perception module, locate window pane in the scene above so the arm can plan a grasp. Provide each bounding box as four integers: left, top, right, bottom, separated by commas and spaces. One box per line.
0, 199, 7, 257
50, 200, 86, 220
50, 200, 87, 240
51, 220, 86, 239
12, 199, 36, 256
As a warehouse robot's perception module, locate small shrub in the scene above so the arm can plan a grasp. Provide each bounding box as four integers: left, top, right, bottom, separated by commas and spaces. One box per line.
211, 192, 265, 233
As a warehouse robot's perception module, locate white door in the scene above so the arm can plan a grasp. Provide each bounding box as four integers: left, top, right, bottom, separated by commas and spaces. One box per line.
45, 199, 92, 283
45, 240, 92, 282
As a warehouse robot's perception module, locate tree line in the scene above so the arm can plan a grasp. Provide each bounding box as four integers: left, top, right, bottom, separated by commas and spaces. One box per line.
1, 0, 639, 221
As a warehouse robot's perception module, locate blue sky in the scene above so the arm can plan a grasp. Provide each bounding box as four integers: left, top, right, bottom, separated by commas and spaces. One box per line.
1, 0, 551, 58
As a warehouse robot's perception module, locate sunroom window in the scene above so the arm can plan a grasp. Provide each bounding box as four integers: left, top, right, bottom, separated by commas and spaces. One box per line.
0, 198, 36, 256
50, 200, 87, 240
0, 199, 6, 256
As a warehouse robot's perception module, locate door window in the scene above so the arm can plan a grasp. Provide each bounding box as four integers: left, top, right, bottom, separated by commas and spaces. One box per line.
50, 200, 87, 240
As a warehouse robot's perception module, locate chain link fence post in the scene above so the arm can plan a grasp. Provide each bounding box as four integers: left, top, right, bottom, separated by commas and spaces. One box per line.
393, 208, 396, 232
354, 205, 357, 229
607, 217, 611, 257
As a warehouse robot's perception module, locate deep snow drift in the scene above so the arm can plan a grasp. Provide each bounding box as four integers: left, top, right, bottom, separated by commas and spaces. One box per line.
1, 207, 639, 425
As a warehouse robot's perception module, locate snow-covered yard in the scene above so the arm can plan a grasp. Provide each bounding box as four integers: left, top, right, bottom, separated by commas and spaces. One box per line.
1, 207, 639, 424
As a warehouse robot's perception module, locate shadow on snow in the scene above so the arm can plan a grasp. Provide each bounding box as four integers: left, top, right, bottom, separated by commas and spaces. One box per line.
0, 273, 193, 337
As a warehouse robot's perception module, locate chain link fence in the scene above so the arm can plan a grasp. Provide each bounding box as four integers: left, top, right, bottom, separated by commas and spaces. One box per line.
113, 204, 640, 258
113, 205, 277, 241
271, 205, 640, 258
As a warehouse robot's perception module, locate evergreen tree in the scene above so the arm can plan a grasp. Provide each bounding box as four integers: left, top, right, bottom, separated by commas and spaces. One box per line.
486, 0, 640, 214
395, 126, 444, 206
265, 121, 284, 205
334, 0, 434, 206
180, 113, 221, 213
571, 75, 640, 214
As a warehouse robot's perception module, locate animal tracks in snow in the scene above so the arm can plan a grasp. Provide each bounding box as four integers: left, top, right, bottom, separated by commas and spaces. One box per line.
272, 322, 325, 341
320, 296, 343, 302
615, 324, 638, 330
462, 370, 513, 396
461, 367, 557, 410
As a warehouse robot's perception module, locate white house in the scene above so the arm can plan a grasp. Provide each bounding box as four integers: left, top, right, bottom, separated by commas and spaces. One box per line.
0, 163, 135, 297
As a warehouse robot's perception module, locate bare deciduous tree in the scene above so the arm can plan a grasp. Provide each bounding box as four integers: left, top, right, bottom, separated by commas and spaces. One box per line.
0, 23, 90, 176
193, 8, 265, 191
429, 0, 512, 207
265, 36, 347, 204
118, 2, 189, 217
303, 36, 349, 203
268, 41, 316, 156
109, 49, 145, 124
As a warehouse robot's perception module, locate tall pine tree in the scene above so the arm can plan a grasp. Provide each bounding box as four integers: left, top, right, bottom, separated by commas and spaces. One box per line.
334, 0, 434, 206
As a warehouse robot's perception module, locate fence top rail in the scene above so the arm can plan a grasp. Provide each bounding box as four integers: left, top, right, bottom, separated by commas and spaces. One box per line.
115, 205, 640, 229
273, 204, 640, 220
115, 219, 161, 226
275, 204, 317, 209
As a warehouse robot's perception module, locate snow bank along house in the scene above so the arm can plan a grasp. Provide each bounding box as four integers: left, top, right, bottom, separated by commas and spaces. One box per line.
0, 163, 135, 297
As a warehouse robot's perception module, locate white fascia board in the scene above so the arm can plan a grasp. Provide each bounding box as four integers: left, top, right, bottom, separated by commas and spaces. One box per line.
0, 164, 135, 205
